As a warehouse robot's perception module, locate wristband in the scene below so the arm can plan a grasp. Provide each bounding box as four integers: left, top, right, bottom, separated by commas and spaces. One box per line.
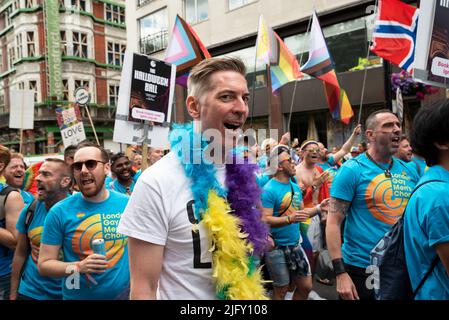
74, 261, 81, 274
332, 258, 346, 275
285, 215, 291, 224
315, 204, 321, 215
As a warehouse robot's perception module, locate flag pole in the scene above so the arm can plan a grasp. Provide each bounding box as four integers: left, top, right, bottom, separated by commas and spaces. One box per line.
250, 16, 262, 128
357, 0, 379, 125
287, 14, 313, 133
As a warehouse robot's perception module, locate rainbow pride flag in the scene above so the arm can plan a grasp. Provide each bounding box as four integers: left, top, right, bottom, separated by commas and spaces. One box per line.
165, 15, 211, 87
256, 15, 302, 92
301, 12, 354, 124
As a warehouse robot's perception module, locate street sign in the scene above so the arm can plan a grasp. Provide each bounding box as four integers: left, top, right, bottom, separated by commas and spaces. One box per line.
74, 87, 91, 106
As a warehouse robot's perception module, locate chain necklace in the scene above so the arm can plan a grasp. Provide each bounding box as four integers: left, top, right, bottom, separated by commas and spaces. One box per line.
366, 152, 393, 178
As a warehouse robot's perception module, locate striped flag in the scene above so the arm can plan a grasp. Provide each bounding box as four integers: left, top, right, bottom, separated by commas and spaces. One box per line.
301, 12, 354, 124
256, 15, 302, 92
165, 15, 211, 87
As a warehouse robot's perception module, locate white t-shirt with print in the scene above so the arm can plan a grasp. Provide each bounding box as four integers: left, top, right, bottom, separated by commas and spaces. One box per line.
118, 151, 225, 300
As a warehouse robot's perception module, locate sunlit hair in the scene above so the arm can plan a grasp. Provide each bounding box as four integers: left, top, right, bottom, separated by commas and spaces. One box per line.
187, 57, 246, 102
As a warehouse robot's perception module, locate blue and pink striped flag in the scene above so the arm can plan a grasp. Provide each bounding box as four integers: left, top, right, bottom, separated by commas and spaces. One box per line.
165, 15, 211, 87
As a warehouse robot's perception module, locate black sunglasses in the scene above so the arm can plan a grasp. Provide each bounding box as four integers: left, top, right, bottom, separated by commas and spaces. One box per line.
72, 159, 107, 172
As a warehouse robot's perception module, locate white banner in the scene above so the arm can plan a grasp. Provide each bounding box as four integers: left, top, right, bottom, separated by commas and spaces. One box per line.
9, 90, 35, 129
60, 122, 86, 147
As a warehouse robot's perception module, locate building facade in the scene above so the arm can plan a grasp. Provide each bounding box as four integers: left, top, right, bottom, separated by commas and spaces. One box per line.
126, 0, 434, 148
0, 0, 126, 154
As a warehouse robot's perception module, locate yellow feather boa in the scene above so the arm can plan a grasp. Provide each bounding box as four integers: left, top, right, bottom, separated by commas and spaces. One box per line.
202, 191, 269, 300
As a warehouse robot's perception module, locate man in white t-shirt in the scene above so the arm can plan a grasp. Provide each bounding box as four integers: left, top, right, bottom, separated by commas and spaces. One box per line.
118, 57, 252, 299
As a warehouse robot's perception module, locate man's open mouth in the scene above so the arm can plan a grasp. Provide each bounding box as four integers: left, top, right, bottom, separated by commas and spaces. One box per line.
224, 122, 241, 130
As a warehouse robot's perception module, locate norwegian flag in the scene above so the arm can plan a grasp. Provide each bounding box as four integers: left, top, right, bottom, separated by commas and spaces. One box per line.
370, 0, 419, 73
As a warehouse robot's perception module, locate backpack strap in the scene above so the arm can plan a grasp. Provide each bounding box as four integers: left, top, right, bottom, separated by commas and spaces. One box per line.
0, 186, 20, 220
24, 199, 38, 235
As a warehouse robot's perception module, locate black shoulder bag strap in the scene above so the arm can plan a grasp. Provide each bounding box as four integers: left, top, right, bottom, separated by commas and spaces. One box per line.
20, 199, 38, 280
406, 179, 444, 299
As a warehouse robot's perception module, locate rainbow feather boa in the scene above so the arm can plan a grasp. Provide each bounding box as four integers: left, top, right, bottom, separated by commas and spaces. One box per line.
170, 122, 269, 300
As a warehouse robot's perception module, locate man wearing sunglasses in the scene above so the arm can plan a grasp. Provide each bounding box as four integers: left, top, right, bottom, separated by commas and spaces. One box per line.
262, 145, 327, 300
38, 142, 130, 300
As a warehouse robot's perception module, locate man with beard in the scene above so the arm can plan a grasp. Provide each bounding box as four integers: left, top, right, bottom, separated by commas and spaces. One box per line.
395, 135, 425, 177
10, 158, 71, 300
38, 142, 130, 300
108, 153, 141, 196
0, 147, 25, 300
262, 145, 328, 300
326, 110, 419, 300
3, 154, 35, 206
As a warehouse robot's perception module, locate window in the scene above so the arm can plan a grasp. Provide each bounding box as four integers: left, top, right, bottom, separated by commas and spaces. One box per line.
74, 79, 89, 91
139, 8, 168, 55
107, 42, 125, 66
18, 82, 25, 90
185, 0, 208, 24
109, 84, 119, 106
16, 34, 23, 60
13, 0, 20, 10
4, 6, 12, 27
105, 4, 125, 24
71, 0, 86, 11
8, 46, 15, 69
62, 79, 69, 101
284, 16, 379, 74
72, 32, 88, 58
27, 32, 36, 57
228, 0, 256, 11
0, 93, 4, 114
25, 0, 35, 8
60, 31, 67, 55
29, 80, 38, 102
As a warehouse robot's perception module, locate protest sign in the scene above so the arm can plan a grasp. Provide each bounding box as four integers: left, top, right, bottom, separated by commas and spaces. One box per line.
56, 104, 87, 147
414, 0, 449, 87
113, 51, 176, 149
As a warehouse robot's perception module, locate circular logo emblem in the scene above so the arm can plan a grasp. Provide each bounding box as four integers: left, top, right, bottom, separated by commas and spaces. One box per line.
364, 173, 407, 224
74, 87, 91, 105
150, 60, 156, 68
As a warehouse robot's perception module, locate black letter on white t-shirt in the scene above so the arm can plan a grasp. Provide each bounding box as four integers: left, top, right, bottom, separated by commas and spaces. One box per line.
186, 200, 212, 269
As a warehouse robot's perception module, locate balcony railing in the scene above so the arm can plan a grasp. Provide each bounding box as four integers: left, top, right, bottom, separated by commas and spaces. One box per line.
139, 30, 168, 55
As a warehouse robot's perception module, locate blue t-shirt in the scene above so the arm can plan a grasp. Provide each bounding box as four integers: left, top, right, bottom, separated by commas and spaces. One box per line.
261, 178, 303, 246
0, 183, 14, 277
41, 191, 130, 300
16, 201, 63, 300
20, 190, 35, 206
407, 156, 428, 178
331, 154, 419, 268
107, 171, 141, 196
404, 165, 449, 300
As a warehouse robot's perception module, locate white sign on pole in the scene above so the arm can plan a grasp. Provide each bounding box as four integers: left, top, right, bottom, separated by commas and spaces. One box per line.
9, 90, 35, 129
113, 50, 176, 149
414, 0, 449, 87
60, 122, 86, 147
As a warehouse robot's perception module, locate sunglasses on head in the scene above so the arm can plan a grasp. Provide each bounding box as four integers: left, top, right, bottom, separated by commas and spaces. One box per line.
72, 159, 107, 172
